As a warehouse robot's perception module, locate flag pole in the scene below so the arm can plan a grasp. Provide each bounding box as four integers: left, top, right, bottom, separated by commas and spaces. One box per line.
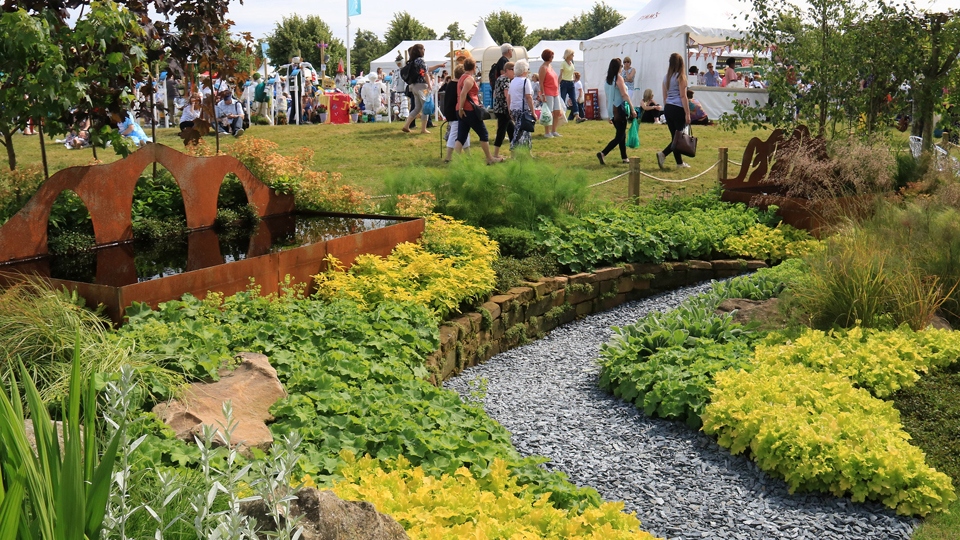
346, 1, 352, 79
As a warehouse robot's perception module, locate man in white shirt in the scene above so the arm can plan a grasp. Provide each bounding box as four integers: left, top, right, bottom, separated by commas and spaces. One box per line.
391, 55, 410, 121
215, 90, 245, 137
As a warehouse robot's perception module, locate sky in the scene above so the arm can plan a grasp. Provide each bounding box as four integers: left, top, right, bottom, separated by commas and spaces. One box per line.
226, 0, 645, 45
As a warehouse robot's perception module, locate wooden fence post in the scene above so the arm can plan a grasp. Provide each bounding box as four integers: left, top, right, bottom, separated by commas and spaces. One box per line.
628, 157, 640, 203
718, 147, 728, 182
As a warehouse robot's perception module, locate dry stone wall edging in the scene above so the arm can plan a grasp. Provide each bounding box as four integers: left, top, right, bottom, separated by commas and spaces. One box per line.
427, 259, 765, 384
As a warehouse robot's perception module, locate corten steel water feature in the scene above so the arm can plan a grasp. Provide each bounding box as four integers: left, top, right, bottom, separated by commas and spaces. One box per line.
0, 143, 424, 323
718, 125, 857, 234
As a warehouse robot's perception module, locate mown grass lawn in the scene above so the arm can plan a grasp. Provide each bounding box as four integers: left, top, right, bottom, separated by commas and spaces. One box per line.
9, 119, 774, 204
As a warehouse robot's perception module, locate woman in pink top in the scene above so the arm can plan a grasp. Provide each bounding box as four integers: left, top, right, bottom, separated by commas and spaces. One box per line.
537, 49, 562, 138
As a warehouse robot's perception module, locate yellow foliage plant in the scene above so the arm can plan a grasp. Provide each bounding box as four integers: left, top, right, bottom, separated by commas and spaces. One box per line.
702, 362, 956, 516
754, 326, 960, 398
325, 452, 660, 540
721, 223, 821, 262
313, 215, 497, 318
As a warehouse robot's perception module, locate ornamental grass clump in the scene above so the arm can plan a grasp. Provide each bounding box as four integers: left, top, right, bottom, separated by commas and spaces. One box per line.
702, 361, 957, 516
795, 229, 951, 330
0, 276, 180, 403
384, 153, 591, 230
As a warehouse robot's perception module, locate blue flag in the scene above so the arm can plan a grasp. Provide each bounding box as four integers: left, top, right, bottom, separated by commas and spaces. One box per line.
348, 0, 361, 16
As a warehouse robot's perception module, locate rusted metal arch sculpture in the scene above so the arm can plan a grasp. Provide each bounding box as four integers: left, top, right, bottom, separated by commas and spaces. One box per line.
0, 143, 294, 263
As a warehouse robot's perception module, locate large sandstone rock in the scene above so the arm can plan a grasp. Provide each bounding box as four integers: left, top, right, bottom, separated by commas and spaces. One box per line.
152, 352, 286, 451
716, 297, 786, 329
241, 488, 409, 540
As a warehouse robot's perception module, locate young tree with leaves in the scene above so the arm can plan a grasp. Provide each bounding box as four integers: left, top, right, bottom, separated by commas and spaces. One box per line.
384, 11, 437, 51
557, 2, 624, 40
351, 29, 388, 77
441, 22, 467, 41
484, 11, 527, 47
265, 15, 345, 77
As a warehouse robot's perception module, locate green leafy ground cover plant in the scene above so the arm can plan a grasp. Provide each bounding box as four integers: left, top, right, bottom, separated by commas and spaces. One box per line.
895, 362, 960, 539
120, 292, 603, 513
702, 361, 957, 516
598, 261, 806, 428
538, 192, 774, 272
754, 326, 960, 398
313, 215, 497, 318
327, 453, 658, 540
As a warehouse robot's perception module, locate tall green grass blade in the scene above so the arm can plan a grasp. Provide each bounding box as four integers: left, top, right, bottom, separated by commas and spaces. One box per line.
86, 418, 123, 538
0, 475, 24, 540
55, 336, 85, 540
19, 358, 59, 540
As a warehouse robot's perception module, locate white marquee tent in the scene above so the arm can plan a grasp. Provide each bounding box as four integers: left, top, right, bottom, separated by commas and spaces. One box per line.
527, 40, 584, 78
581, 0, 748, 117
368, 40, 466, 77
469, 19, 498, 52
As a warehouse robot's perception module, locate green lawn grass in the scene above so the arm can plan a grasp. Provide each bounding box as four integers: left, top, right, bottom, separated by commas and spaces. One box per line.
8, 119, 772, 204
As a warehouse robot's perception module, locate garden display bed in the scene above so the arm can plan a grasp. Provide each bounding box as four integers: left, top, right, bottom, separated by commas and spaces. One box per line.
429, 258, 765, 383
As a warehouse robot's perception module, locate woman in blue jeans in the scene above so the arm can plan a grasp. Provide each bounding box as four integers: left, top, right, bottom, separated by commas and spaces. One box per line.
656, 52, 691, 169
559, 49, 577, 121
596, 58, 636, 165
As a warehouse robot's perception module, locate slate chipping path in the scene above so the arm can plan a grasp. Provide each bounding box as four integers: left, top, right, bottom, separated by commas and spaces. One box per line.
444, 282, 917, 540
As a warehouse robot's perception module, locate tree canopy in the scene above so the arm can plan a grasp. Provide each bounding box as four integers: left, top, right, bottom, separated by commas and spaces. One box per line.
485, 11, 527, 47
351, 29, 388, 76
440, 22, 467, 41
384, 12, 437, 51
556, 2, 624, 40
732, 0, 959, 150
265, 15, 346, 76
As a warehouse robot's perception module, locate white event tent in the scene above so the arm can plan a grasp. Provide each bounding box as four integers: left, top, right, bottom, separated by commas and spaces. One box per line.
581, 0, 748, 117
527, 40, 584, 77
368, 40, 467, 76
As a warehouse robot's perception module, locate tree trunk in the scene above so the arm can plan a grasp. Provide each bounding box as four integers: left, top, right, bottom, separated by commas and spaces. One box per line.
2, 130, 15, 171
38, 119, 48, 180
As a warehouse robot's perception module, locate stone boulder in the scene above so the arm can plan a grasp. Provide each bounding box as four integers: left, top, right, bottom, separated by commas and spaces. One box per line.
152, 352, 286, 451
716, 298, 787, 329
241, 488, 409, 540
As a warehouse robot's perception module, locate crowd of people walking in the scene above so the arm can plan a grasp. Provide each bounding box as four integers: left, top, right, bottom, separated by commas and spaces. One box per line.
19, 42, 719, 174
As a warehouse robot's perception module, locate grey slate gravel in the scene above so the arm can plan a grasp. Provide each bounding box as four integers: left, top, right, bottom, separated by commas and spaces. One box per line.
444, 282, 917, 540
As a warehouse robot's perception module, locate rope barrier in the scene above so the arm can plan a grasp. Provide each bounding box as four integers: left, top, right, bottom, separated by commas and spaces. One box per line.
728, 159, 742, 166
587, 170, 631, 188
636, 160, 720, 183
368, 194, 391, 200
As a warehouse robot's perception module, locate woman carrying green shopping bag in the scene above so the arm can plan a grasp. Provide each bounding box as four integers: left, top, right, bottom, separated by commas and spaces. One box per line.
596, 58, 636, 165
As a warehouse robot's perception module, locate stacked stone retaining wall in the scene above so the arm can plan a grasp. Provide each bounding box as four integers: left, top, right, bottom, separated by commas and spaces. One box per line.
427, 259, 767, 384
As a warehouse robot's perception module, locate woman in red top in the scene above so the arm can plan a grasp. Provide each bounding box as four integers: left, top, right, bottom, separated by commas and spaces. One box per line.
454, 57, 503, 164
537, 49, 562, 138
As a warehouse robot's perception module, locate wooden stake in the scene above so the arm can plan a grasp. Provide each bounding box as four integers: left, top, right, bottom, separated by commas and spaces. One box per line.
718, 147, 728, 182
628, 157, 640, 203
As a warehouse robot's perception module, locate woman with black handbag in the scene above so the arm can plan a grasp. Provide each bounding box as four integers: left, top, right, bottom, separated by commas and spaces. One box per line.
454, 57, 503, 164
508, 59, 536, 152
656, 52, 692, 169
596, 58, 636, 165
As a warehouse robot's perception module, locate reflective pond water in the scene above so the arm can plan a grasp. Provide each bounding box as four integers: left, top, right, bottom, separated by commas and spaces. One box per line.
5, 213, 402, 285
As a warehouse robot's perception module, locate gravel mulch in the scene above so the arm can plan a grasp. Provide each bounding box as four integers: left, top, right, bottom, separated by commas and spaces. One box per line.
444, 283, 917, 540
